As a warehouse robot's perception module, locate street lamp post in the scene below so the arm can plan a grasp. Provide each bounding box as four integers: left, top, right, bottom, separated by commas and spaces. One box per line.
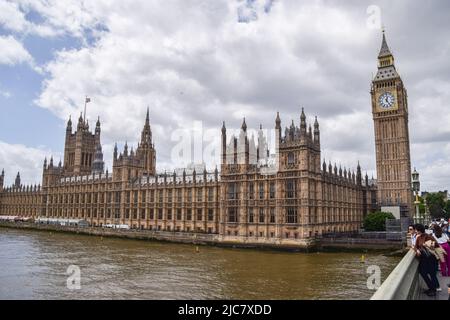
411, 168, 421, 224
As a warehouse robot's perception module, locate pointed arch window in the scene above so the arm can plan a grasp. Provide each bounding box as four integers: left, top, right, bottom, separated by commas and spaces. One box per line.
288, 152, 295, 165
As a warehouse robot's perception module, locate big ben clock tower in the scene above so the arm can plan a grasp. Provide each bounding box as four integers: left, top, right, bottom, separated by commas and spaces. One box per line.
371, 31, 413, 217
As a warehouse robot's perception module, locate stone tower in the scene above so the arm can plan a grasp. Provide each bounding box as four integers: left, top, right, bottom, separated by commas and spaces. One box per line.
42, 157, 63, 187
113, 108, 156, 182
63, 113, 101, 176
136, 107, 156, 176
371, 31, 412, 216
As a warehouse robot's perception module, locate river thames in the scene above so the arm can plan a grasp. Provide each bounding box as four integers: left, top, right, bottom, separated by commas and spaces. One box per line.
0, 228, 400, 299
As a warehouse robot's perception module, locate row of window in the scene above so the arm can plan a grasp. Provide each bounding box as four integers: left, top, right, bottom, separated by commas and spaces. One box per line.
44, 188, 217, 205
228, 180, 296, 200
227, 207, 298, 224
45, 208, 216, 221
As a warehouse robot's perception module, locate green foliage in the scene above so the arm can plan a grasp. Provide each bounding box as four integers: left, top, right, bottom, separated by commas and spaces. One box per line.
419, 203, 426, 214
363, 211, 395, 231
444, 200, 450, 220
425, 193, 446, 219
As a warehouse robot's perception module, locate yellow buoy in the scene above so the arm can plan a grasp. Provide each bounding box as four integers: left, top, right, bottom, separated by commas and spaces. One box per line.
360, 255, 365, 263
195, 246, 199, 253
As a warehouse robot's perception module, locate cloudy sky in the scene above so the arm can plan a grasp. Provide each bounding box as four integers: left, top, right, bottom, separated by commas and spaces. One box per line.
0, 0, 449, 191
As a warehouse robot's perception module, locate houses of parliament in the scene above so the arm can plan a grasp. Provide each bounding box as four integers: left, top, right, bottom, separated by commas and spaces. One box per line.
0, 33, 413, 244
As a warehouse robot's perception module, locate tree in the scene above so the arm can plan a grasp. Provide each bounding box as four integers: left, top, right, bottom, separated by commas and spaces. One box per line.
444, 200, 450, 220
363, 211, 395, 231
425, 193, 446, 219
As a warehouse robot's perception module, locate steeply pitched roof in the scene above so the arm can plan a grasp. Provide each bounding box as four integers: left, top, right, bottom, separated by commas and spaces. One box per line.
378, 31, 392, 58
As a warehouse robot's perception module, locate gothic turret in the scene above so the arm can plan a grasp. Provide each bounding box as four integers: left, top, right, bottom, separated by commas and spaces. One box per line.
300, 108, 306, 134
113, 143, 118, 160
92, 144, 105, 174
124, 142, 128, 157
275, 111, 281, 142
356, 161, 362, 186
95, 116, 101, 136
140, 107, 152, 146
136, 107, 156, 176
66, 116, 72, 133
221, 121, 227, 165
14, 172, 21, 188
241, 117, 247, 132
314, 116, 320, 145
77, 112, 84, 131
0, 168, 4, 190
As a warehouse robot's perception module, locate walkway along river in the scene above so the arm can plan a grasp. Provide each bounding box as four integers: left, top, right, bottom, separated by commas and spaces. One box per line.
0, 227, 400, 299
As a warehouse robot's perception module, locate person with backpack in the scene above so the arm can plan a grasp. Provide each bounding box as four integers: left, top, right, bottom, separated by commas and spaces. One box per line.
414, 223, 441, 297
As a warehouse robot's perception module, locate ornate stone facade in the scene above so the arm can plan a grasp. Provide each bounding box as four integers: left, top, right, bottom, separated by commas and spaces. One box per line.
371, 32, 413, 216
0, 107, 376, 241
2, 34, 412, 243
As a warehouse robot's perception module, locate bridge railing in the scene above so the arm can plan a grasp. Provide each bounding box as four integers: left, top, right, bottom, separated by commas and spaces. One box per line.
371, 249, 420, 300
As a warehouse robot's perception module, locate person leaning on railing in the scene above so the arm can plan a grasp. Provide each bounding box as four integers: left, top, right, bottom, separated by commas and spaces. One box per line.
408, 225, 417, 248
431, 225, 450, 277
413, 223, 441, 297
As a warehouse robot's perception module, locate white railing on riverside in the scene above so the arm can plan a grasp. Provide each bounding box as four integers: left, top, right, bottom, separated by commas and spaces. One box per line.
371, 249, 419, 300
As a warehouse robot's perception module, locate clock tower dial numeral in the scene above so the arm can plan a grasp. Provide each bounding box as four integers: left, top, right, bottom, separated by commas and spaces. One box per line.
378, 92, 395, 109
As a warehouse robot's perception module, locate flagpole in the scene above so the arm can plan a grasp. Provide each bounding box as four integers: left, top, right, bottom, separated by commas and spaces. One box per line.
83, 96, 87, 124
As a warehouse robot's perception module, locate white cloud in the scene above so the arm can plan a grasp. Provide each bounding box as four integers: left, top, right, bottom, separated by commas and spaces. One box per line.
0, 0, 28, 32
0, 35, 33, 66
0, 0, 448, 191
0, 141, 59, 186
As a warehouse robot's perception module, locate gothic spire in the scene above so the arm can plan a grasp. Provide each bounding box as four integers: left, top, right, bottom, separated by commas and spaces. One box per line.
67, 115, 72, 131
300, 107, 306, 121
221, 121, 226, 134
95, 116, 101, 135
275, 111, 281, 127
124, 141, 128, 157
145, 106, 150, 126
15, 172, 21, 188
241, 117, 247, 132
378, 30, 392, 58
140, 107, 152, 145
300, 107, 306, 133
77, 112, 84, 130
114, 143, 118, 158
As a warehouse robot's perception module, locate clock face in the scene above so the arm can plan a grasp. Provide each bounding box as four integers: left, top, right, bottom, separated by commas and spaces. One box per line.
378, 92, 395, 109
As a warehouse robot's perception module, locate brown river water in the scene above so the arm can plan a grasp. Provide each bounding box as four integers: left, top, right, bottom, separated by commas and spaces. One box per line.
0, 227, 400, 299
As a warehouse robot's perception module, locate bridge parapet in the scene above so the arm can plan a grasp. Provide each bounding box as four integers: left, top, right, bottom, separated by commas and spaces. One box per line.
371, 250, 420, 300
